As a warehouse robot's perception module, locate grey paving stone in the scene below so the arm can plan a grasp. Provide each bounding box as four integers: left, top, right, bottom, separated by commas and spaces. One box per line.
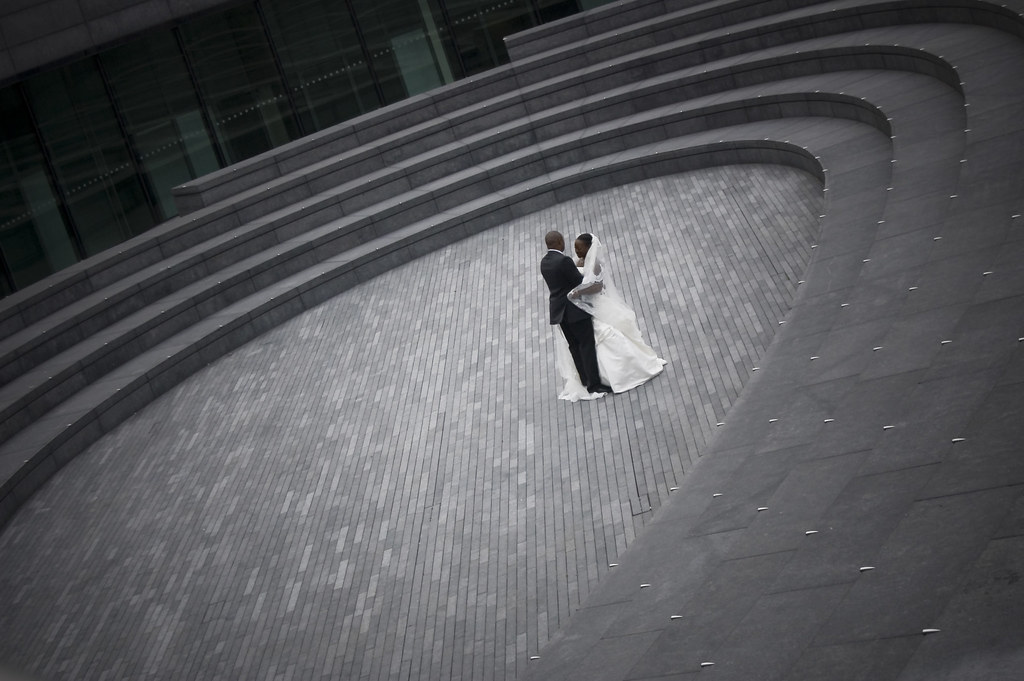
799, 251, 871, 298
690, 583, 851, 681
897, 251, 994, 316
687, 446, 807, 537
859, 368, 1001, 476
828, 273, 915, 329
766, 463, 939, 594
785, 637, 920, 681
995, 339, 1024, 388
600, 529, 746, 634
619, 549, 798, 679
0, 167, 820, 680
878, 189, 958, 238
811, 485, 1021, 646
859, 304, 968, 380
973, 244, 1024, 304
755, 378, 861, 453
648, 446, 753, 527
532, 629, 661, 681
724, 449, 868, 559
922, 295, 1024, 380
894, 532, 1024, 681
917, 384, 1024, 498
734, 335, 819, 393
802, 318, 893, 384
808, 370, 926, 456
993, 488, 1024, 540
861, 227, 942, 279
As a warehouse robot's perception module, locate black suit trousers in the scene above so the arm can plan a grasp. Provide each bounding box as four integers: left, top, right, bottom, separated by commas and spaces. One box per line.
560, 316, 602, 390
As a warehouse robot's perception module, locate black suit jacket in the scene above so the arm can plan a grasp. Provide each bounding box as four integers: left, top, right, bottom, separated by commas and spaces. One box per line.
540, 250, 589, 325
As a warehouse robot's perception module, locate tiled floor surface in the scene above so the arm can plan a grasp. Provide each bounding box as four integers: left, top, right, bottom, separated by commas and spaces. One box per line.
0, 166, 821, 681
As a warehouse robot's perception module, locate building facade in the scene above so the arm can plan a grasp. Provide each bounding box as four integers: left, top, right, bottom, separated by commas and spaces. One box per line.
0, 0, 604, 297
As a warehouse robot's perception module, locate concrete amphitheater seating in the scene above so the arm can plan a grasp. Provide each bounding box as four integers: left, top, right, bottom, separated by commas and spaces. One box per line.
1, 0, 1022, 550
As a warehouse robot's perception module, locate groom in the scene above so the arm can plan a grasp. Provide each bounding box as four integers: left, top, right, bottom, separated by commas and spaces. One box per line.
540, 231, 612, 394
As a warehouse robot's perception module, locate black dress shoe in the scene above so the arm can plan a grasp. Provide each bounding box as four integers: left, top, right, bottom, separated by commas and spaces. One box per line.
589, 384, 613, 394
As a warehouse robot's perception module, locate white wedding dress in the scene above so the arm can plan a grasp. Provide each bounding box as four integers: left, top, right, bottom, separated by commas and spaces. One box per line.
554, 237, 666, 402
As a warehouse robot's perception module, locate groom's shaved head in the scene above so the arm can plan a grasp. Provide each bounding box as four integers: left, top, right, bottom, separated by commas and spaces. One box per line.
545, 231, 564, 249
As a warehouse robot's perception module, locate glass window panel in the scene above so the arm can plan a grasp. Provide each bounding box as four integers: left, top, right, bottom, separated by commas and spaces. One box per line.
263, 0, 381, 133
350, 0, 455, 104
444, 0, 536, 75
536, 0, 579, 22
0, 87, 78, 291
103, 32, 221, 220
181, 6, 301, 164
26, 61, 154, 258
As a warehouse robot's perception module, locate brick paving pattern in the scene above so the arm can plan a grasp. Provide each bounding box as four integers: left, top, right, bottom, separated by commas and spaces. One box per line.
0, 166, 820, 681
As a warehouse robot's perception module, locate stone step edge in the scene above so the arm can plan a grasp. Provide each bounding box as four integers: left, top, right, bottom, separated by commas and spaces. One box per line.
0, 39, 933, 366
0, 135, 824, 529
504, 0, 830, 61
173, 0, 870, 213
0, 0, 983, 335
0, 89, 892, 440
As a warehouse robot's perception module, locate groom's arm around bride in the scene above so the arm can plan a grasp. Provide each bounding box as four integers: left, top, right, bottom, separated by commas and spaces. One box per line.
539, 231, 612, 395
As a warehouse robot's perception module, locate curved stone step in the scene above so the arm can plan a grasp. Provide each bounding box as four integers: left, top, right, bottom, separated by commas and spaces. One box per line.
0, 35, 972, 522
0, 0, 990, 339
518, 18, 1024, 681
175, 0, 843, 207
0, 87, 890, 445
0, 120, 849, 527
505, 0, 833, 60
0, 0, 1007, 535
0, 43, 951, 385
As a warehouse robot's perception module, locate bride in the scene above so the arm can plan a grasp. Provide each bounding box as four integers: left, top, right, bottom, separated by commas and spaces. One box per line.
555, 233, 666, 401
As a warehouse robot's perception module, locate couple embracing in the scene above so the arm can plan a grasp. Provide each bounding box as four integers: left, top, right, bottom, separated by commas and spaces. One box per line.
540, 231, 666, 402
